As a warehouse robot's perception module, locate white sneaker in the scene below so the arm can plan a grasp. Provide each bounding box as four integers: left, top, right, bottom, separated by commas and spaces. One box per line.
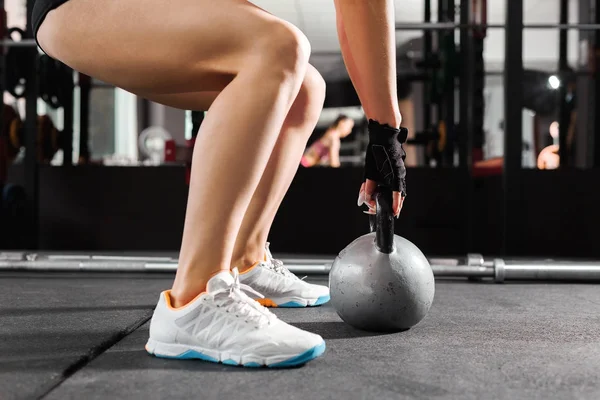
238, 243, 330, 308
145, 268, 325, 367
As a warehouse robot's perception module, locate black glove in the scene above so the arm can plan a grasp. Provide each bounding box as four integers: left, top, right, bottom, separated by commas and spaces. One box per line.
364, 119, 408, 197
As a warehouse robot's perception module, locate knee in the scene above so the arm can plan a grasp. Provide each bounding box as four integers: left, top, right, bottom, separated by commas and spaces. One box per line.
257, 21, 311, 82
285, 65, 326, 129
302, 65, 327, 108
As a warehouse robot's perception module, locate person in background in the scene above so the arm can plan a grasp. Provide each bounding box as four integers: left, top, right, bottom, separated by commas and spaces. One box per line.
300, 114, 354, 168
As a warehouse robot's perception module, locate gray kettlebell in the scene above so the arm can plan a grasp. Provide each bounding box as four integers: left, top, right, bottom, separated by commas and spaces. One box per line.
329, 186, 435, 332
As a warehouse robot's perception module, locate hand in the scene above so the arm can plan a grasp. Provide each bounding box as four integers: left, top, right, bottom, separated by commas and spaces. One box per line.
357, 121, 408, 218
357, 180, 404, 217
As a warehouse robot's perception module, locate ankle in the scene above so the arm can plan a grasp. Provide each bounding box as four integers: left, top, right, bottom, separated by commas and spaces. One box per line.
233, 255, 264, 272
169, 266, 228, 308
169, 286, 205, 308
232, 238, 267, 270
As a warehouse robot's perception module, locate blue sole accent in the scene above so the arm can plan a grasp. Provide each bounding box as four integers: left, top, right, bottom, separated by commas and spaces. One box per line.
278, 301, 305, 308
153, 349, 219, 363
269, 342, 326, 368
149, 342, 326, 368
278, 294, 330, 308
313, 295, 330, 306
243, 362, 262, 368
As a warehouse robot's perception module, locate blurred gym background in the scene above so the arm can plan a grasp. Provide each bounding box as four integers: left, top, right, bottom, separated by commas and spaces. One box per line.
0, 0, 597, 259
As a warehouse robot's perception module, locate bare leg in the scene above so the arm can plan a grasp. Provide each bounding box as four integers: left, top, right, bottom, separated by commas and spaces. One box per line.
38, 0, 311, 307
231, 66, 325, 269
141, 66, 326, 270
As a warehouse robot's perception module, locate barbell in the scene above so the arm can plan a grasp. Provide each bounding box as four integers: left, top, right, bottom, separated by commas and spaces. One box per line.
1, 252, 600, 282
395, 22, 600, 31
0, 38, 37, 47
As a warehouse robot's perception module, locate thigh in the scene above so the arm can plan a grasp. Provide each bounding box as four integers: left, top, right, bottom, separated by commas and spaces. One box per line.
37, 0, 285, 94
139, 91, 219, 111
140, 61, 324, 112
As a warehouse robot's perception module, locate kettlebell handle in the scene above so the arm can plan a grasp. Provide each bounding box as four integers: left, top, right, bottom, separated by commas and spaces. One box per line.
368, 185, 395, 254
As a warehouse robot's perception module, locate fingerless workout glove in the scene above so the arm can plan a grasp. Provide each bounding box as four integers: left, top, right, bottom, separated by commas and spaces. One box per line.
364, 119, 408, 197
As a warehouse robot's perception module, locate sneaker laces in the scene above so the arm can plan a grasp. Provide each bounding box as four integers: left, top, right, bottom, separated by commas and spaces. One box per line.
264, 243, 307, 281
210, 268, 275, 326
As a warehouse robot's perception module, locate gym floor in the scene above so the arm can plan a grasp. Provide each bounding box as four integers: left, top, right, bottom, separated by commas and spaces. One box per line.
2, 268, 599, 400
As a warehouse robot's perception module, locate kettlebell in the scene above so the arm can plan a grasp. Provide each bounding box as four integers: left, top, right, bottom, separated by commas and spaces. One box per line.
329, 186, 435, 332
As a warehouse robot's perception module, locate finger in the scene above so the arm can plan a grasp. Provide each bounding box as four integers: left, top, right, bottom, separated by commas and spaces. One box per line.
357, 182, 366, 206
393, 191, 402, 217
364, 179, 377, 208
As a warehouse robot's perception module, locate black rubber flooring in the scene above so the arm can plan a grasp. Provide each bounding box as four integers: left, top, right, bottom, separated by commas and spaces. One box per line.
0, 272, 169, 400
1, 272, 599, 400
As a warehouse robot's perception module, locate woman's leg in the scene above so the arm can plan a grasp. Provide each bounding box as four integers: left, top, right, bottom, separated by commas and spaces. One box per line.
37, 0, 311, 307
231, 65, 325, 269
140, 66, 326, 270
142, 68, 331, 309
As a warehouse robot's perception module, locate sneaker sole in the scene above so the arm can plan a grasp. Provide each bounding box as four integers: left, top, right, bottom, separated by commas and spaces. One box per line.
257, 294, 330, 308
145, 339, 326, 368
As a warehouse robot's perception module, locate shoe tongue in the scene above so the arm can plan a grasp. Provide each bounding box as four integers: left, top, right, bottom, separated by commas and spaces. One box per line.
265, 243, 273, 262
206, 270, 235, 293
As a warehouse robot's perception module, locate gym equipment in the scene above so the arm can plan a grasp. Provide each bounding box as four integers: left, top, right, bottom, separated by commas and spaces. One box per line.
5, 28, 33, 98
328, 187, 435, 332
0, 253, 332, 275
2, 108, 62, 164
1, 252, 600, 283
78, 73, 92, 164
36, 115, 61, 163
395, 22, 600, 30
433, 257, 600, 282
406, 122, 449, 166
38, 54, 74, 109
138, 126, 173, 164
4, 111, 62, 163
1, 104, 22, 162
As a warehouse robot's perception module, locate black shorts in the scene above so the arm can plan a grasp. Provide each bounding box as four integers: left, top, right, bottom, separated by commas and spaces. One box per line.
31, 0, 70, 52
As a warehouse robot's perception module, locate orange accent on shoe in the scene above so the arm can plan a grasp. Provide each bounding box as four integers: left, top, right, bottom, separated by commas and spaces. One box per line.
239, 261, 260, 275
165, 269, 228, 310
256, 298, 278, 308
164, 289, 206, 311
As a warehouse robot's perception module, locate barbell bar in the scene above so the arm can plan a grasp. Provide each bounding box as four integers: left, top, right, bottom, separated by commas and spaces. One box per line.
0, 38, 38, 47
395, 22, 600, 31
1, 252, 600, 282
